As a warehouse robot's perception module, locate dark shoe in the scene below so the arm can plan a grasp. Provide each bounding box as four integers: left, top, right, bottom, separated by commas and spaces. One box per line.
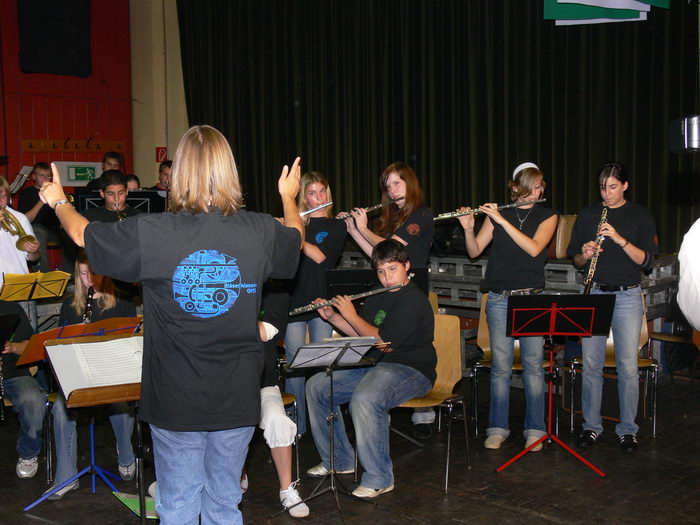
619, 434, 638, 452
413, 423, 433, 440
576, 430, 599, 448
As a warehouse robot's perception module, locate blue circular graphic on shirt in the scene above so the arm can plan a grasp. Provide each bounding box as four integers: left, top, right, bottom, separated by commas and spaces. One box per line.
173, 250, 241, 318
315, 231, 329, 244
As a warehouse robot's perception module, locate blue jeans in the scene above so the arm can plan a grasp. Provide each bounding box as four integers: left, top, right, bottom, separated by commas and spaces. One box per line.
52, 395, 136, 485
3, 375, 47, 459
151, 425, 255, 525
582, 287, 643, 437
485, 292, 546, 439
306, 362, 431, 489
284, 316, 334, 436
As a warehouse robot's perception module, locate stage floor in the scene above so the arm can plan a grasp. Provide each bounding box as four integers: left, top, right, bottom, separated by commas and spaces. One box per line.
2, 376, 699, 524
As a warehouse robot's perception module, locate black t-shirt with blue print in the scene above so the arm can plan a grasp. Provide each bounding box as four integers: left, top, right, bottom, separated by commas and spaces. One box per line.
84, 208, 301, 431
361, 282, 436, 385
286, 217, 347, 323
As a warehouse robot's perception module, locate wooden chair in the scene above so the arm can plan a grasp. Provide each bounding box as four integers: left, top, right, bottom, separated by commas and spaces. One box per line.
394, 313, 470, 492
471, 296, 560, 437
567, 310, 658, 436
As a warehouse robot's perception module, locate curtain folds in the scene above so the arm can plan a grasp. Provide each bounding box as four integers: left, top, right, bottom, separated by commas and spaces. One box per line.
177, 0, 698, 252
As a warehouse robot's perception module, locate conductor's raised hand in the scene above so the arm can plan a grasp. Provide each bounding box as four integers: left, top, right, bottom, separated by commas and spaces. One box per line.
278, 157, 301, 201
39, 163, 68, 209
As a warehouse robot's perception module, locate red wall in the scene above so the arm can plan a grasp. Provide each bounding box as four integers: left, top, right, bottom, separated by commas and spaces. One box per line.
0, 0, 132, 189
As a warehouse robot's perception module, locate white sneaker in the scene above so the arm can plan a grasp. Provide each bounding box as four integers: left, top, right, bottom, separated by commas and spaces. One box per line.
484, 435, 506, 449
351, 484, 394, 498
119, 461, 136, 481
525, 436, 543, 452
44, 480, 80, 500
240, 473, 249, 493
280, 480, 310, 518
148, 481, 157, 498
16, 457, 39, 479
306, 463, 354, 478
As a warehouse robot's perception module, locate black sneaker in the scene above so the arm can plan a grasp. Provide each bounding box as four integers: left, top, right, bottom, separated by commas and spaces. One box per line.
619, 434, 638, 452
576, 430, 599, 448
413, 423, 433, 440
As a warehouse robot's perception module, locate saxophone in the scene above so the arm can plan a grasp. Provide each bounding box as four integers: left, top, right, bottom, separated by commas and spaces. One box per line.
82, 286, 95, 323
583, 206, 609, 295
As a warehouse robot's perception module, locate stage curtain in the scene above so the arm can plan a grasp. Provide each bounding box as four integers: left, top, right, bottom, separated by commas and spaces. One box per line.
176, 0, 698, 252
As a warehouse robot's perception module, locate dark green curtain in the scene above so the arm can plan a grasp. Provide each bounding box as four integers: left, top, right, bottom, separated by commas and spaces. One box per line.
177, 0, 699, 252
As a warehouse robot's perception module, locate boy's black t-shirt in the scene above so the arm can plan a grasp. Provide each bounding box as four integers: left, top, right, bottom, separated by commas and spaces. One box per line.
286, 217, 347, 322
84, 209, 300, 431
567, 201, 658, 286
82, 205, 142, 223
18, 186, 60, 229
392, 207, 434, 268
361, 282, 436, 385
482, 205, 556, 291
0, 300, 34, 380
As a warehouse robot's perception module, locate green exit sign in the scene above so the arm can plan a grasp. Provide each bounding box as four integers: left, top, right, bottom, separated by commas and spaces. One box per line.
68, 165, 96, 182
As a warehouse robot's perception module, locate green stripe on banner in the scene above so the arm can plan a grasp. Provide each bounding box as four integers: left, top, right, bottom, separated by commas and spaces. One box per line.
543, 0, 642, 19
637, 0, 670, 7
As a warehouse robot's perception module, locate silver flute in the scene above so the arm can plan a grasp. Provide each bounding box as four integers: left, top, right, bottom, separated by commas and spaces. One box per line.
300, 202, 333, 217
289, 279, 411, 317
336, 196, 405, 220
434, 198, 547, 221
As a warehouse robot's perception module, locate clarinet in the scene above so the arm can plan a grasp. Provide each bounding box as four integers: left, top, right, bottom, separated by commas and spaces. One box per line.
83, 286, 95, 323
288, 277, 412, 317
583, 206, 609, 295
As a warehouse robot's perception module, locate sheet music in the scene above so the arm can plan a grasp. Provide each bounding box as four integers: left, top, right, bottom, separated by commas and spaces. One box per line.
74, 338, 143, 387
47, 336, 143, 399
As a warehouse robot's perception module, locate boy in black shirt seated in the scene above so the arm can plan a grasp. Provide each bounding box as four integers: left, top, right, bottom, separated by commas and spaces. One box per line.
82, 170, 141, 223
305, 239, 436, 498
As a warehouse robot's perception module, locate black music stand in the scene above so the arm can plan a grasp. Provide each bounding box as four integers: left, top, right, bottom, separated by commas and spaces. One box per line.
272, 337, 384, 522
495, 294, 615, 477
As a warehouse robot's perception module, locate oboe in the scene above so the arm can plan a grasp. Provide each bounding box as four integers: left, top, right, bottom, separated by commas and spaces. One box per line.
82, 286, 95, 323
289, 278, 411, 317
582, 206, 609, 295
434, 199, 547, 221
336, 196, 405, 220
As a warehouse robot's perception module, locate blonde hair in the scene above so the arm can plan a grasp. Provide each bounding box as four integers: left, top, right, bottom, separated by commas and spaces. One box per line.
169, 125, 243, 215
0, 176, 10, 198
71, 250, 117, 315
508, 167, 545, 202
298, 172, 333, 224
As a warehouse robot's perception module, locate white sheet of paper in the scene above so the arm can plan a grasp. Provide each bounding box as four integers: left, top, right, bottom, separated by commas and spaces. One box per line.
557, 0, 650, 11
47, 337, 143, 399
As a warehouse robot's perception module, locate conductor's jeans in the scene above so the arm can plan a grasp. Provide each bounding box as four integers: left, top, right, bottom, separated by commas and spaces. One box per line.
485, 292, 546, 440
151, 424, 255, 525
582, 287, 643, 437
306, 362, 431, 490
3, 375, 47, 459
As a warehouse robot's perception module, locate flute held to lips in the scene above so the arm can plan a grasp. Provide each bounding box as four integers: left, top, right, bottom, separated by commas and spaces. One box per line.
434, 198, 547, 221
288, 278, 411, 316
336, 196, 405, 220
300, 201, 333, 217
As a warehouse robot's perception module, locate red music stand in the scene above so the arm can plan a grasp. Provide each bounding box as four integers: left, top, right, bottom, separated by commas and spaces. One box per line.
495, 294, 615, 477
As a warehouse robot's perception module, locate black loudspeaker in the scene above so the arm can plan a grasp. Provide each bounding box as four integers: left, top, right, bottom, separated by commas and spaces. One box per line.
669, 115, 700, 153
18, 0, 91, 78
